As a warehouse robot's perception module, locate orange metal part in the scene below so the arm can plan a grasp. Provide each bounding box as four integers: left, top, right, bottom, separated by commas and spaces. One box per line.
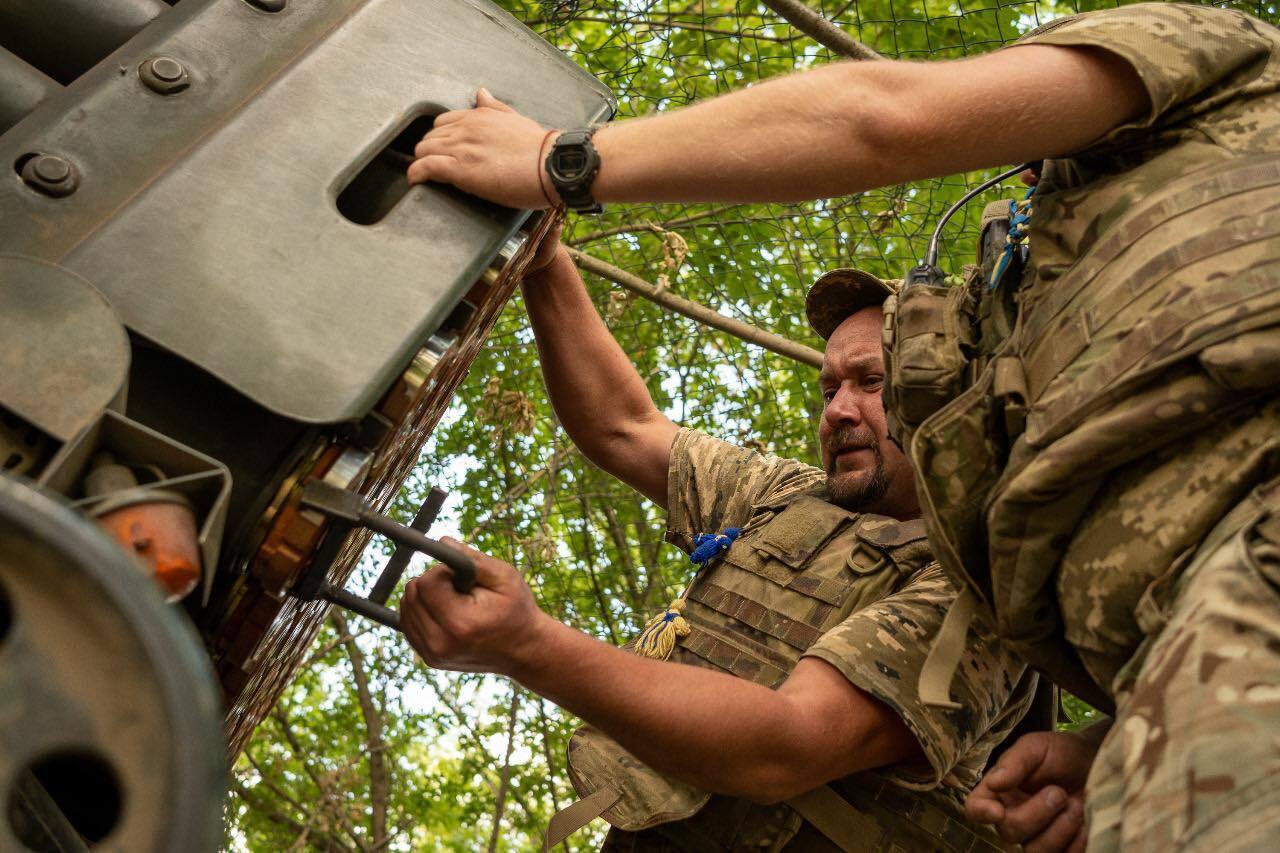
97, 501, 201, 601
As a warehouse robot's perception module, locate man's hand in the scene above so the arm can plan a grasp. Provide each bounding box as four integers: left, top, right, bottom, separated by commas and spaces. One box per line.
399, 538, 551, 675
965, 727, 1107, 853
407, 89, 558, 209
523, 218, 566, 281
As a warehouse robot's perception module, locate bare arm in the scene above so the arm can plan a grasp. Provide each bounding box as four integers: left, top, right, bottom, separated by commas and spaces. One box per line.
401, 541, 923, 801
408, 45, 1147, 208
523, 242, 677, 507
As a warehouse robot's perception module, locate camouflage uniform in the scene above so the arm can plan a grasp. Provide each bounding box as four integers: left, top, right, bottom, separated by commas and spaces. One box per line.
883, 5, 1280, 850
553, 429, 1035, 851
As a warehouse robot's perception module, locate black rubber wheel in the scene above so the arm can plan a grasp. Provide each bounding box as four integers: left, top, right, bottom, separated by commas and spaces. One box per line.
0, 474, 225, 852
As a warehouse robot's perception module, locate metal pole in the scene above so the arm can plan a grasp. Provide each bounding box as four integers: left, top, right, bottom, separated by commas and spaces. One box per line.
0, 0, 168, 83
0, 48, 59, 133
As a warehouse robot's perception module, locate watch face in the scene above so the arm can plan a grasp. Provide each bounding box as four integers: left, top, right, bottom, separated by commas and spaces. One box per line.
555, 149, 588, 180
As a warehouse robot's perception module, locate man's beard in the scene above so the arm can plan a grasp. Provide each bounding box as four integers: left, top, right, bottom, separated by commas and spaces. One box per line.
824, 427, 890, 511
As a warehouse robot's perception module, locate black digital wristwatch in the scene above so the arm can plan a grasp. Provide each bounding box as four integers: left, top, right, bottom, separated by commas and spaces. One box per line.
545, 127, 603, 213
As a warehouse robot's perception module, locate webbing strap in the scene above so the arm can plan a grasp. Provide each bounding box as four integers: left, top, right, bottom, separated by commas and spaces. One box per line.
919, 587, 978, 709
689, 583, 825, 650
787, 785, 888, 851
1023, 209, 1280, 402
1022, 158, 1280, 346
542, 784, 621, 852
790, 781, 1017, 853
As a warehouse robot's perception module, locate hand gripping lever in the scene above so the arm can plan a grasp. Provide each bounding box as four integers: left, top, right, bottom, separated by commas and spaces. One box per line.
292, 480, 476, 631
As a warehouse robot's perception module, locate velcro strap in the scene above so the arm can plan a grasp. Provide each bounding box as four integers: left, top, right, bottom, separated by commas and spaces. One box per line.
542, 784, 621, 851
919, 587, 977, 709
1025, 258, 1280, 446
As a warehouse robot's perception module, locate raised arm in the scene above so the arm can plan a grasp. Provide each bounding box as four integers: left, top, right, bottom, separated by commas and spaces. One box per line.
407, 44, 1147, 208
522, 234, 677, 506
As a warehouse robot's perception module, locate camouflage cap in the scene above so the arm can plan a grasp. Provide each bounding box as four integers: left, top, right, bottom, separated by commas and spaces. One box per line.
805, 268, 898, 340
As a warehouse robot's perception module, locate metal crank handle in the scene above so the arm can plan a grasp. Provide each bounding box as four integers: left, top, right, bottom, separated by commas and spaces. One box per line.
300, 480, 477, 594
360, 513, 477, 594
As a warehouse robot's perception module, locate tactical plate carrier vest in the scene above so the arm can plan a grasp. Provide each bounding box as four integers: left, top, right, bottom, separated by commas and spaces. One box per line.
545, 493, 1014, 852
884, 153, 1280, 708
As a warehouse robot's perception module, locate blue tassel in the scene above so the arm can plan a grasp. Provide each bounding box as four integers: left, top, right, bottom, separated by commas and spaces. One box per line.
988, 186, 1036, 293
690, 527, 741, 566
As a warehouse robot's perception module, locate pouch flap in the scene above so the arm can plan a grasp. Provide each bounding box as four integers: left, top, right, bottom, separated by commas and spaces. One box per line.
754, 496, 851, 568
566, 725, 710, 832
856, 516, 928, 549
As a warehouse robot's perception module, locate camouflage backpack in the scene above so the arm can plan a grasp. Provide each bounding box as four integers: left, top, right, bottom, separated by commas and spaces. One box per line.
884, 152, 1280, 707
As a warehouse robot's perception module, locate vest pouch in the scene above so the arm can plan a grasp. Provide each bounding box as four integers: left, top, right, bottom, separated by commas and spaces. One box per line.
885, 284, 975, 448
748, 496, 858, 607
565, 725, 710, 833
910, 366, 1005, 602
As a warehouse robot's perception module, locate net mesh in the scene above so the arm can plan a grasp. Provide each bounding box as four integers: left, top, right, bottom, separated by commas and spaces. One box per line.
424, 0, 1279, 635
232, 1, 1280, 847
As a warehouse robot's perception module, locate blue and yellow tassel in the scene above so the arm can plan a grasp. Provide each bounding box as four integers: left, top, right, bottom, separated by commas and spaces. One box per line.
634, 598, 691, 660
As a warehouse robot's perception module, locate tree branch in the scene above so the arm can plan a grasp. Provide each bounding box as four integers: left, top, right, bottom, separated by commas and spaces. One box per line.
566, 247, 823, 369
270, 708, 369, 852
331, 611, 390, 849
231, 778, 356, 853
566, 205, 740, 247
759, 0, 879, 60
486, 688, 522, 853
468, 444, 579, 539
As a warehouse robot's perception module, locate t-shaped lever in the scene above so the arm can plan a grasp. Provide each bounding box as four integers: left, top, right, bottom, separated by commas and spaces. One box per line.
292, 480, 475, 630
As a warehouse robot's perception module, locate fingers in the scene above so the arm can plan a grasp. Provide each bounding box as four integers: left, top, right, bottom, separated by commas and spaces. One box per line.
432, 109, 467, 127
1023, 797, 1086, 853
964, 783, 1006, 826
983, 734, 1051, 793
406, 154, 458, 186
475, 87, 514, 112
439, 536, 510, 588
994, 786, 1071, 845
400, 576, 447, 663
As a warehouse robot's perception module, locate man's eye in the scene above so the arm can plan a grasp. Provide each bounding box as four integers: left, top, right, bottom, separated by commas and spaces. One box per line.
823, 390, 836, 403
864, 377, 884, 390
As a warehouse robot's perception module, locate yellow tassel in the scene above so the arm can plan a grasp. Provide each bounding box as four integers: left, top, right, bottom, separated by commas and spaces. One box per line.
634, 599, 691, 660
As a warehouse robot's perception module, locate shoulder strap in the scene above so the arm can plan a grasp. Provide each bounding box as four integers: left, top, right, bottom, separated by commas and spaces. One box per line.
918, 587, 978, 709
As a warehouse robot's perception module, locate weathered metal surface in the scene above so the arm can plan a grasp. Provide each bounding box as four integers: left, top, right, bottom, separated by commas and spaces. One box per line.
221, 206, 564, 756
0, 256, 129, 442
0, 0, 614, 424
0, 0, 168, 83
0, 48, 58, 134
0, 474, 224, 852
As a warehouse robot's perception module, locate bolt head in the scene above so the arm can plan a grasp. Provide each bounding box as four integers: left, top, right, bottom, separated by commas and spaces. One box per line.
32, 156, 71, 184
150, 56, 184, 82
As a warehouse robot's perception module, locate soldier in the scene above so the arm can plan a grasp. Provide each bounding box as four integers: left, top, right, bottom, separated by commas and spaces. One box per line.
399, 226, 1039, 850
409, 4, 1280, 849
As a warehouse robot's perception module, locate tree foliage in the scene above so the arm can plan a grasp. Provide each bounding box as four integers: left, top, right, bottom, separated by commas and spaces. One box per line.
226, 0, 1279, 849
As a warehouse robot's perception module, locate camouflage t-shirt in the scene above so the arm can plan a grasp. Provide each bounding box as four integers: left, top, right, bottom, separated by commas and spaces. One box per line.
992, 2, 1280, 696
667, 428, 1032, 796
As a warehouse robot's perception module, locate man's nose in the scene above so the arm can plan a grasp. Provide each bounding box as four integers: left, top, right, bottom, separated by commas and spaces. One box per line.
824, 384, 864, 427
